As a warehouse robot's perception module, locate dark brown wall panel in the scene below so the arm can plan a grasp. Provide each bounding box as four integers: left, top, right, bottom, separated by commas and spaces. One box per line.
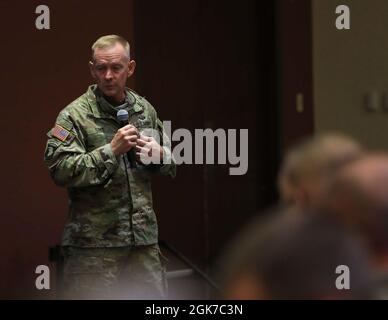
134, 0, 279, 281
278, 0, 314, 150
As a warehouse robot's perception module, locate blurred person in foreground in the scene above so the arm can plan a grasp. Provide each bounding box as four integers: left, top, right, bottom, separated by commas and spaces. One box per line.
218, 208, 377, 300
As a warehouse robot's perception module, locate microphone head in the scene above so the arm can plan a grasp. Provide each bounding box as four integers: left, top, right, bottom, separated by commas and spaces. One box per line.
117, 109, 129, 123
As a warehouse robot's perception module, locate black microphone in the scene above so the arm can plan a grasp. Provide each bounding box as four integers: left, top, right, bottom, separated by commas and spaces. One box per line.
117, 109, 137, 169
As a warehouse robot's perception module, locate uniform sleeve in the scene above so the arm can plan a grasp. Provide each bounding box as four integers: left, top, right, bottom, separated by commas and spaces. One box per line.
44, 112, 120, 188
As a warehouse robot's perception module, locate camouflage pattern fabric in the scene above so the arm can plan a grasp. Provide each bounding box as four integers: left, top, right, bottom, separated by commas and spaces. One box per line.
62, 244, 168, 299
44, 85, 176, 248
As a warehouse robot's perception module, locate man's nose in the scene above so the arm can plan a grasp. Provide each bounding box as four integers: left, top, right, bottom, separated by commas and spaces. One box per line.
105, 69, 113, 80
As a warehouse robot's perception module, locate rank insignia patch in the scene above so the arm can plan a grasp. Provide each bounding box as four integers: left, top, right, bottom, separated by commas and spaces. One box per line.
52, 124, 70, 142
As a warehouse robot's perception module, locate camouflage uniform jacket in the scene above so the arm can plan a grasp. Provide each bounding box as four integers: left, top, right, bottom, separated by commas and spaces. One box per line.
44, 85, 176, 248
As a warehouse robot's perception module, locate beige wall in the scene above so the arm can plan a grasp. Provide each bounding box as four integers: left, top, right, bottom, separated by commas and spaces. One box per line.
313, 0, 388, 150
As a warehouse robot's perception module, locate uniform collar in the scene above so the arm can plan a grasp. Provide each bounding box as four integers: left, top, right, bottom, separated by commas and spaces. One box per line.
86, 85, 144, 119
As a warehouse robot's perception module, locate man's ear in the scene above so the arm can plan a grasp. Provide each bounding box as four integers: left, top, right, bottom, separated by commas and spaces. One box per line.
89, 61, 96, 79
127, 60, 136, 78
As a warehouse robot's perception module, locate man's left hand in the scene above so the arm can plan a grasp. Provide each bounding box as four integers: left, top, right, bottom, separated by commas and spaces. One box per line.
135, 135, 164, 165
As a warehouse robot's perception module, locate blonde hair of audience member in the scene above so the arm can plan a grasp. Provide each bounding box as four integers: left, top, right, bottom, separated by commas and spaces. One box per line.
278, 133, 363, 209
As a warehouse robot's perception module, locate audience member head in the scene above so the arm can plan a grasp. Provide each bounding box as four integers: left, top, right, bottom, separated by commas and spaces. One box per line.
323, 153, 388, 264
278, 133, 363, 209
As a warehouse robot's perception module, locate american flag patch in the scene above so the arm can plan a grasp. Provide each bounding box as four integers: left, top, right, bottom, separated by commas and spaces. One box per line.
52, 124, 70, 141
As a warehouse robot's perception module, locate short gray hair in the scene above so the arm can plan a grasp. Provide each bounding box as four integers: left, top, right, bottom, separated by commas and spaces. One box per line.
92, 35, 130, 59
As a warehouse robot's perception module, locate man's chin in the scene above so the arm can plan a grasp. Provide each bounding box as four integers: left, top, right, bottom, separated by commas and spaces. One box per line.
101, 88, 118, 98
98, 85, 125, 102
102, 88, 116, 95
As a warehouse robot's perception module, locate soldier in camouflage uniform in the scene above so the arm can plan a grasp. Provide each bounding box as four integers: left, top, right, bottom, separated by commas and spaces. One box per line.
44, 35, 176, 299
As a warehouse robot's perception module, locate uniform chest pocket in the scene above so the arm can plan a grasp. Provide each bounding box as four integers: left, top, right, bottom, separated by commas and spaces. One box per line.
134, 117, 155, 138
132, 114, 152, 130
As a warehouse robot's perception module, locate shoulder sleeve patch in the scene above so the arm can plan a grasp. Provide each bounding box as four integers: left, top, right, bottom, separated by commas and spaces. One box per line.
52, 124, 71, 142
50, 114, 76, 143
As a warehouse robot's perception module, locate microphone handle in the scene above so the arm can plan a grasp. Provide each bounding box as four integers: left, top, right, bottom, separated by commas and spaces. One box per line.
127, 149, 138, 169
119, 120, 138, 169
